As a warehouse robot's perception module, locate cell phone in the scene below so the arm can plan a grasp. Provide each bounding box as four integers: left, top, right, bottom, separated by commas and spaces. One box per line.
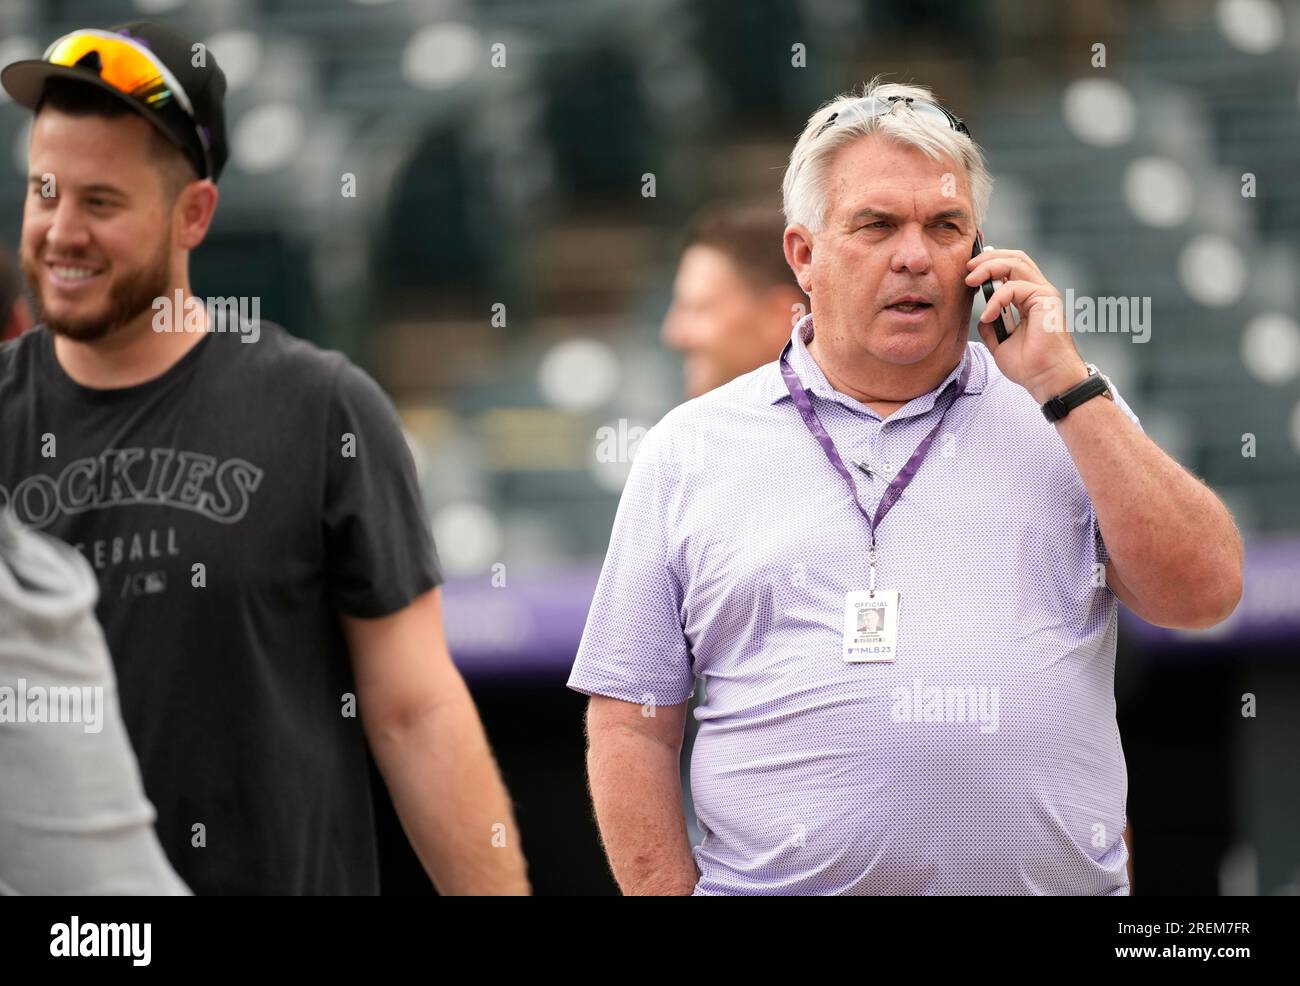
972, 231, 1016, 344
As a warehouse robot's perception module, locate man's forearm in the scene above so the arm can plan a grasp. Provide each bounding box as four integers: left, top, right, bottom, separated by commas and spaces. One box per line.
1048, 381, 1243, 627
367, 682, 530, 895
588, 728, 698, 895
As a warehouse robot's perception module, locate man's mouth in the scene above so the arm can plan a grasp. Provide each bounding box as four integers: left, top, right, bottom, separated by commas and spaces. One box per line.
46, 261, 106, 287
884, 296, 934, 317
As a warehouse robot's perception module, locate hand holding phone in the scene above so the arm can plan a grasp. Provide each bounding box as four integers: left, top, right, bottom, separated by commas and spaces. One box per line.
971, 232, 1017, 344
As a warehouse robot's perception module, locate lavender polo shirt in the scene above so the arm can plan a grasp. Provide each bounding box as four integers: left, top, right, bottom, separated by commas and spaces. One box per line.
569, 314, 1141, 895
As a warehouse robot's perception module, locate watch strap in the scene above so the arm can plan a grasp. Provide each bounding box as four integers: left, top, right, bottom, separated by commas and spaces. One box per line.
1041, 368, 1109, 422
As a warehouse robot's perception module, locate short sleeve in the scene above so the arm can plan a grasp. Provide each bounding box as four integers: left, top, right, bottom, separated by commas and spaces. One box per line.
567, 423, 695, 707
323, 361, 442, 618
1094, 381, 1144, 566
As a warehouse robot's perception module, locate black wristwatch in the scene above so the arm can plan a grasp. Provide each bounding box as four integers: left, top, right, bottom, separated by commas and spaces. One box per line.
1040, 363, 1113, 422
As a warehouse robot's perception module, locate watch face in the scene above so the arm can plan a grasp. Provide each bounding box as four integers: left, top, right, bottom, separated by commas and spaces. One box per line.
1086, 362, 1114, 398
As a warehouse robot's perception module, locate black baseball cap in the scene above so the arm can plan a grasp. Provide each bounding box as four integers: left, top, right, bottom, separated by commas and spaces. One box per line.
1, 21, 229, 182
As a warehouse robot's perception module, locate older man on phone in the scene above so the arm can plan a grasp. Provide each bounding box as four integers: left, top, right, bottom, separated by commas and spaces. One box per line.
569, 79, 1242, 895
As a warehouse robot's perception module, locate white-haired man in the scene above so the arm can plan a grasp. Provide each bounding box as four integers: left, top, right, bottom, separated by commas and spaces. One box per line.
569, 80, 1242, 895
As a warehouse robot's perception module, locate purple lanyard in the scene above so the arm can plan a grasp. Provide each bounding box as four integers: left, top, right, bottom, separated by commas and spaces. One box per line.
780, 340, 971, 590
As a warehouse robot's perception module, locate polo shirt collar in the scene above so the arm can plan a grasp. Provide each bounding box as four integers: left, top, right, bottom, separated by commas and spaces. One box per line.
766, 313, 986, 420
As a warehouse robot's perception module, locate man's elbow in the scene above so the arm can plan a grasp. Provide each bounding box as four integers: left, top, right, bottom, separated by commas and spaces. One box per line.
1202, 567, 1244, 628
1198, 536, 1246, 627
362, 691, 458, 748
1166, 566, 1244, 630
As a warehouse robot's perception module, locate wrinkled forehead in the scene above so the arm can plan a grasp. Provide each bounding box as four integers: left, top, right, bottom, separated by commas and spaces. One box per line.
823, 132, 972, 221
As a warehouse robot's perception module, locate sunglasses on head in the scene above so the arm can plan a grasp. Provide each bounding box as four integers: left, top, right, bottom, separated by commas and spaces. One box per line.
42, 28, 212, 179
813, 94, 971, 140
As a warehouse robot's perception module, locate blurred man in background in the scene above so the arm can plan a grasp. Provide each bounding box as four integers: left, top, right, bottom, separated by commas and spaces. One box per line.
662, 203, 807, 399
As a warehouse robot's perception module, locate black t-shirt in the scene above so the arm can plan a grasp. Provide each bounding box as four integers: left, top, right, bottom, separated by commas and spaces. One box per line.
0, 323, 442, 894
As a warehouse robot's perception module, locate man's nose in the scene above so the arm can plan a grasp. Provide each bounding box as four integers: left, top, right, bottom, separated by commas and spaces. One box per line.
661, 307, 691, 350
889, 225, 932, 275
45, 199, 92, 251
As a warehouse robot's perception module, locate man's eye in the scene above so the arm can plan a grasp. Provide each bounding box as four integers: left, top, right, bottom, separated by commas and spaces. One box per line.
863, 221, 889, 230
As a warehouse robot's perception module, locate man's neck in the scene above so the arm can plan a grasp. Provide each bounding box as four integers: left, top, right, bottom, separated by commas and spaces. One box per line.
805, 330, 964, 419
52, 292, 209, 390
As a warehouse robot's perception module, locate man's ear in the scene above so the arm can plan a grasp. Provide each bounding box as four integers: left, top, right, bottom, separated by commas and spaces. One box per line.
175, 179, 219, 252
783, 224, 814, 295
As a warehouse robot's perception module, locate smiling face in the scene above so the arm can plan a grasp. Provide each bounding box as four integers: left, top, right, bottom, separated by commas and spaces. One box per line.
19, 106, 179, 343
789, 133, 978, 371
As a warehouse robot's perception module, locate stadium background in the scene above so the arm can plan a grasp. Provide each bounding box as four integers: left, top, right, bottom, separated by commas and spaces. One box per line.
1, 0, 1296, 895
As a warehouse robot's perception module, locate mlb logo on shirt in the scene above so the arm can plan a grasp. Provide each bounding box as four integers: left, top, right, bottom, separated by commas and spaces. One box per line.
126, 571, 167, 596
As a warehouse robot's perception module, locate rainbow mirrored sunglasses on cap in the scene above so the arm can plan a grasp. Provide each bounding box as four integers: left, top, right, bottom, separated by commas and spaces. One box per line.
813, 95, 971, 139
41, 28, 212, 178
